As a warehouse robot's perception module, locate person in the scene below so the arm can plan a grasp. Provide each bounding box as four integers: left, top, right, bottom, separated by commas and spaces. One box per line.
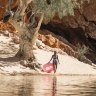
50, 51, 60, 73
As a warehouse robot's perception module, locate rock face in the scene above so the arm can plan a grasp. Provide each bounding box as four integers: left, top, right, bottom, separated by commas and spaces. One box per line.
0, 0, 17, 33
39, 30, 78, 58
41, 0, 96, 63
0, 22, 16, 33
0, 0, 96, 63
0, 0, 18, 20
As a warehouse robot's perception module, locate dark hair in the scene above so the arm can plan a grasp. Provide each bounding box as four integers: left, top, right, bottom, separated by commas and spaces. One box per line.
54, 51, 57, 55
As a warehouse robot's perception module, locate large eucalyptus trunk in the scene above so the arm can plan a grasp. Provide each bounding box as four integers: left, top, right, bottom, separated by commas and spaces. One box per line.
16, 13, 44, 61
16, 28, 35, 61
7, 0, 44, 62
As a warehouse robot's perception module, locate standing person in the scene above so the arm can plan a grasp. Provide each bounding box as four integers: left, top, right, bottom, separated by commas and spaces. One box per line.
50, 51, 60, 73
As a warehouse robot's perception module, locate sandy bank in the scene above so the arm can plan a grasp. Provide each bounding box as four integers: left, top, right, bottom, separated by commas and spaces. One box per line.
0, 34, 96, 75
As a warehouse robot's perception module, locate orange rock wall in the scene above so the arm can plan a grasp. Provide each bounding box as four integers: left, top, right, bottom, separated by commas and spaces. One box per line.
39, 30, 78, 58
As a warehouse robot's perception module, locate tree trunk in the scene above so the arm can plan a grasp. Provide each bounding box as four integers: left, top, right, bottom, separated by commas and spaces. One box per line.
16, 13, 44, 61
16, 29, 36, 61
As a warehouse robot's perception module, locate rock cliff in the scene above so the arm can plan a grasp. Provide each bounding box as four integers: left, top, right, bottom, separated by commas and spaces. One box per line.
41, 0, 96, 63
0, 0, 96, 63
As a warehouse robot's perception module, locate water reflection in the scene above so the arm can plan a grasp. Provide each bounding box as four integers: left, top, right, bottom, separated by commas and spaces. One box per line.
17, 78, 32, 96
52, 76, 57, 96
0, 75, 96, 96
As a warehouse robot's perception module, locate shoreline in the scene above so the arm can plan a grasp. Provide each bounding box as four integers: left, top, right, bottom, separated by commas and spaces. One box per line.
0, 34, 96, 76
1, 71, 96, 76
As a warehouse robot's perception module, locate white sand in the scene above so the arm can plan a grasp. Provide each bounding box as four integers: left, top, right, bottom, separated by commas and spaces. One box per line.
34, 49, 96, 75
0, 34, 96, 75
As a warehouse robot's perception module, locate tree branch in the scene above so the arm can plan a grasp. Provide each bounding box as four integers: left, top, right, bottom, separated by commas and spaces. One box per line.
19, 0, 32, 16
31, 13, 44, 45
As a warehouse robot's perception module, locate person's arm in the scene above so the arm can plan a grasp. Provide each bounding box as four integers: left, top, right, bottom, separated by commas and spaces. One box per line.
49, 55, 53, 63
57, 55, 60, 64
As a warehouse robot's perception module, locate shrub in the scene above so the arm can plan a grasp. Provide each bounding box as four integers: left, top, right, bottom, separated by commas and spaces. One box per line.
76, 44, 92, 64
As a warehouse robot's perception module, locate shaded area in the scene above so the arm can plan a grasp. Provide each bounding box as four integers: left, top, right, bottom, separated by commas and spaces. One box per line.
40, 0, 96, 63
41, 23, 96, 63
0, 56, 20, 63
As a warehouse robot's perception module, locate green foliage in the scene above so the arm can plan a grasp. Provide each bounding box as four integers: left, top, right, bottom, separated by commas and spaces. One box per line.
76, 44, 89, 61
32, 0, 74, 23
76, 44, 93, 64
31, 0, 90, 23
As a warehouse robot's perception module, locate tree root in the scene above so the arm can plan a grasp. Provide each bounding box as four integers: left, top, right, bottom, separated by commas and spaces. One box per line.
20, 59, 42, 71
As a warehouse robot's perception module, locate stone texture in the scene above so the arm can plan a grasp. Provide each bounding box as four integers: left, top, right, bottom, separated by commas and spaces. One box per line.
0, 0, 18, 20
39, 30, 78, 58
40, 0, 96, 63
0, 22, 16, 33
0, 0, 96, 62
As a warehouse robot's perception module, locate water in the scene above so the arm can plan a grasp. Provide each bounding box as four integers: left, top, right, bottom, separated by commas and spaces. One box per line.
0, 75, 96, 96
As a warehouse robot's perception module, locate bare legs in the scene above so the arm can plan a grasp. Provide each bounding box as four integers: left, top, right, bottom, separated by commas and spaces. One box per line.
53, 63, 57, 73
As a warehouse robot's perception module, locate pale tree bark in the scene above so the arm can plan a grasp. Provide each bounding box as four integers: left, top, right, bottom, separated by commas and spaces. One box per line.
14, 0, 32, 19
19, 0, 32, 16
11, 13, 44, 62
1, 0, 46, 70
8, 0, 44, 68
7, 0, 35, 61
